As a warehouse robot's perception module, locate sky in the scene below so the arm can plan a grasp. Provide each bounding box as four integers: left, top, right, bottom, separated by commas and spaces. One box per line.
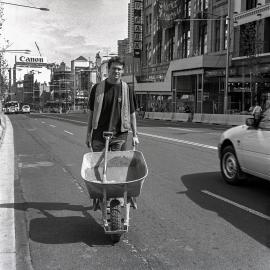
2, 0, 129, 67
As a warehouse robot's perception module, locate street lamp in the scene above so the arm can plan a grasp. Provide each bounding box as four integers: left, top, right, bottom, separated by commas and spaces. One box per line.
224, 0, 232, 114
0, 49, 31, 54
0, 1, 49, 11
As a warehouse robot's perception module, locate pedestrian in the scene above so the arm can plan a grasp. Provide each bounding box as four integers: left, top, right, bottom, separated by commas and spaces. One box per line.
85, 56, 139, 209
259, 100, 270, 129
252, 101, 262, 126
85, 56, 139, 151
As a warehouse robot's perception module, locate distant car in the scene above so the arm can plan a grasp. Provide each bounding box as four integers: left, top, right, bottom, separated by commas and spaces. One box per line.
22, 105, 30, 114
218, 115, 270, 184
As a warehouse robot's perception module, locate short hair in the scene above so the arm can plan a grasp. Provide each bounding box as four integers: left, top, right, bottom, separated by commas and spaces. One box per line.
108, 56, 125, 69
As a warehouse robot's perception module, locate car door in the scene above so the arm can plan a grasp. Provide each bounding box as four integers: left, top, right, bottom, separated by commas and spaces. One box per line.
240, 120, 270, 179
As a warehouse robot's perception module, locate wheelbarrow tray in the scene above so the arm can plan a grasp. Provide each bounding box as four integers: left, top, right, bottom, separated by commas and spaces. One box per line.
81, 150, 148, 199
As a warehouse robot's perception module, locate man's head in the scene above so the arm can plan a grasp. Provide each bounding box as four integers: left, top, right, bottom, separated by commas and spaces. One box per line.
107, 56, 125, 83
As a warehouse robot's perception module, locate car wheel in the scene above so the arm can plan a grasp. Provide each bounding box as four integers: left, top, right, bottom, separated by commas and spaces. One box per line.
220, 145, 244, 185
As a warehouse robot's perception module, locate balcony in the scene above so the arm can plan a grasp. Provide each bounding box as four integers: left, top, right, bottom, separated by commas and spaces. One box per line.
234, 3, 270, 26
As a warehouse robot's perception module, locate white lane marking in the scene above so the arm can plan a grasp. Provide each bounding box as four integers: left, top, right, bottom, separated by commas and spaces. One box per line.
64, 130, 74, 135
41, 115, 86, 124
202, 190, 270, 221
41, 121, 46, 124
167, 127, 197, 132
206, 132, 220, 135
138, 132, 217, 150
49, 124, 56, 128
41, 115, 217, 150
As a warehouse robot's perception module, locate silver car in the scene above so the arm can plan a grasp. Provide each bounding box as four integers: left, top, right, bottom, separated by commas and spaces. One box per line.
218, 115, 270, 184
22, 105, 30, 114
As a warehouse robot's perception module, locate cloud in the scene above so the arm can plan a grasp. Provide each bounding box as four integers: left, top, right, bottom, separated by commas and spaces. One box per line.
3, 0, 128, 66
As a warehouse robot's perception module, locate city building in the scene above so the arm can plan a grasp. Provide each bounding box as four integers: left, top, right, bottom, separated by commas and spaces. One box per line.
49, 62, 72, 112
118, 38, 129, 58
71, 56, 97, 109
231, 0, 270, 112
12, 55, 51, 109
123, 0, 270, 114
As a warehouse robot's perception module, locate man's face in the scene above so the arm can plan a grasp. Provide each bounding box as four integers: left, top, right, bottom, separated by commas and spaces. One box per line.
108, 62, 124, 82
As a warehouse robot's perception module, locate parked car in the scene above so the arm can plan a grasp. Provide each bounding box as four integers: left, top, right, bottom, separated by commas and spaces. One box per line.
218, 115, 270, 184
22, 105, 30, 114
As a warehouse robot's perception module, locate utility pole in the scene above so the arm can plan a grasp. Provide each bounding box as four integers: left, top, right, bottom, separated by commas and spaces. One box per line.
224, 0, 232, 114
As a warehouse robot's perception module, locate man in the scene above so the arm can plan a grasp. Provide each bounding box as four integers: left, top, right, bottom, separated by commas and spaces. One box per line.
259, 100, 270, 129
85, 56, 139, 151
252, 101, 262, 127
85, 56, 139, 210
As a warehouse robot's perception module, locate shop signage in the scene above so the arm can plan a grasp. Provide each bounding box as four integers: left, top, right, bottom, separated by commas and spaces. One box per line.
158, 0, 181, 28
16, 55, 47, 66
134, 0, 143, 58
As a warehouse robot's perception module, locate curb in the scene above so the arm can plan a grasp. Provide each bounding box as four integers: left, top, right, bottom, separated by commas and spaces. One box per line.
0, 114, 7, 147
0, 116, 16, 270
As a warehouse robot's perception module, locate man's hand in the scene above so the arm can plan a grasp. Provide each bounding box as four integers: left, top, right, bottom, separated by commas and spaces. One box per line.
132, 136, 139, 146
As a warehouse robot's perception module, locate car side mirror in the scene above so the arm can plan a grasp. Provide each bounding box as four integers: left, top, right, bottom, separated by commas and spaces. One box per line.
246, 118, 255, 127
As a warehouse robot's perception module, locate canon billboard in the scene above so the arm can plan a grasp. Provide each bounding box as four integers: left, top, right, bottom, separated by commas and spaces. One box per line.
16, 55, 47, 66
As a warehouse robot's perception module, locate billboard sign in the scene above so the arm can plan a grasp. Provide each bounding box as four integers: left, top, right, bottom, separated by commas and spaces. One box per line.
134, 0, 143, 58
16, 55, 47, 67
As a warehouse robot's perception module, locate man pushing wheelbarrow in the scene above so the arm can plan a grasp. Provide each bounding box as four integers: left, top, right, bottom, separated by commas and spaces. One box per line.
82, 56, 147, 242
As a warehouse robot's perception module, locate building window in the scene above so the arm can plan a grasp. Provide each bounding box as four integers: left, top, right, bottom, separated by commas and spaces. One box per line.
149, 13, 152, 34
223, 16, 228, 50
182, 30, 190, 58
214, 19, 220, 51
199, 23, 207, 54
146, 15, 149, 34
246, 0, 257, 10
184, 0, 191, 18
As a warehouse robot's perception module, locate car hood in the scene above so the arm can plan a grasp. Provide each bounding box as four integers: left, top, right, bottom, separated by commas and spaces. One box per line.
219, 125, 248, 144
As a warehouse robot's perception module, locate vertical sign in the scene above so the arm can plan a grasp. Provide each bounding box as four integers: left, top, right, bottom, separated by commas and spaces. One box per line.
134, 0, 143, 58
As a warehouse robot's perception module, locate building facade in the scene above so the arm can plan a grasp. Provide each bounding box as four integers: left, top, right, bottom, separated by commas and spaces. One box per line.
49, 62, 72, 112
123, 0, 270, 114
13, 55, 51, 109
71, 56, 94, 108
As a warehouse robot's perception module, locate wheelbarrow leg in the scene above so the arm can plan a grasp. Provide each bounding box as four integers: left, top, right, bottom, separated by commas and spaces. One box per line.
123, 186, 130, 231
102, 187, 109, 231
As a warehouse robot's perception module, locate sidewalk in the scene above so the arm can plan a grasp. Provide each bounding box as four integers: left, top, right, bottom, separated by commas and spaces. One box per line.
0, 114, 16, 270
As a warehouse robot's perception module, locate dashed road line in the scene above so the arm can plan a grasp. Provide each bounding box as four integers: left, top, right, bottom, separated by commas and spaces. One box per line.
202, 190, 270, 221
167, 127, 197, 132
64, 130, 74, 135
138, 132, 217, 150
41, 121, 46, 124
40, 115, 86, 124
49, 124, 56, 128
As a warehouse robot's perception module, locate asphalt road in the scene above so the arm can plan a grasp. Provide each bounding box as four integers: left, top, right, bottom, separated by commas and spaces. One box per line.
6, 113, 270, 270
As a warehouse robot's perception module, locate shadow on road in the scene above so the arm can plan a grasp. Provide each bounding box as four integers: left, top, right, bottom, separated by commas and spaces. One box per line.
180, 172, 270, 248
0, 202, 113, 246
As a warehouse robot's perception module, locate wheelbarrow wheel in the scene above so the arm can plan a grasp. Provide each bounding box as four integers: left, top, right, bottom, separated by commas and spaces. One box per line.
110, 199, 121, 242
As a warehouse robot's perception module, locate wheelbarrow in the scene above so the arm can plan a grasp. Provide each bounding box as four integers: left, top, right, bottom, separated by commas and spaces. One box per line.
81, 132, 148, 242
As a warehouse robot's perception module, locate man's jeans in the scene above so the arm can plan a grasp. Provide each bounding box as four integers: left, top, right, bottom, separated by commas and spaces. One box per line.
92, 139, 127, 152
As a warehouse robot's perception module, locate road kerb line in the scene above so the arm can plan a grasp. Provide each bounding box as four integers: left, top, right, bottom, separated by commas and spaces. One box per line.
64, 130, 74, 135
0, 117, 16, 270
202, 190, 270, 221
138, 132, 217, 150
